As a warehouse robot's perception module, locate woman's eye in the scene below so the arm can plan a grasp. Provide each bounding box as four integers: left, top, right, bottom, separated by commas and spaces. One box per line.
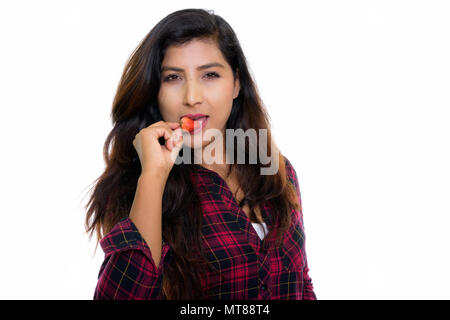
205, 72, 220, 79
163, 72, 220, 82
163, 74, 179, 82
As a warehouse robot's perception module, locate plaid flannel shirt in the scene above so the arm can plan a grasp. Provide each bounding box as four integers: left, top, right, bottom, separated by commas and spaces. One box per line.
94, 157, 316, 300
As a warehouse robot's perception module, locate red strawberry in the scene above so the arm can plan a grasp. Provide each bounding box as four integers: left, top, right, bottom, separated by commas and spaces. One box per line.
179, 116, 195, 132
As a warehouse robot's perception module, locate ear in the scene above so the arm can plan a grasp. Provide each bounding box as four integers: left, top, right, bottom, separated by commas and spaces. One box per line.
233, 68, 240, 99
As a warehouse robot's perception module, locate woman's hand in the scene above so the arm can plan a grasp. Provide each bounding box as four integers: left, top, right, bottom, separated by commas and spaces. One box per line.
132, 121, 184, 180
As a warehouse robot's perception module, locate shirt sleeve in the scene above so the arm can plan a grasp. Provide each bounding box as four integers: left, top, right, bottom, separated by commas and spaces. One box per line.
284, 156, 317, 300
93, 217, 171, 300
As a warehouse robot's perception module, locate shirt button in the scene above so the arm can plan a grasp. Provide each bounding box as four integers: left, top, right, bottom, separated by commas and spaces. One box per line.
261, 283, 267, 290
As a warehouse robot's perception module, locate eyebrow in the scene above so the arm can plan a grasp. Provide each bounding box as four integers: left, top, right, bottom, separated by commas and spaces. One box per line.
161, 62, 225, 72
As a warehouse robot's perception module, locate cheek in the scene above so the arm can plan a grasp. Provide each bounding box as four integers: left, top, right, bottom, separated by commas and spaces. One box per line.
209, 81, 235, 99
205, 82, 235, 109
158, 87, 179, 118
158, 87, 172, 105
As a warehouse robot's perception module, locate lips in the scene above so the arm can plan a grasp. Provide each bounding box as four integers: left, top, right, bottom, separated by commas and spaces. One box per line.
181, 113, 208, 120
191, 116, 208, 134
180, 114, 209, 134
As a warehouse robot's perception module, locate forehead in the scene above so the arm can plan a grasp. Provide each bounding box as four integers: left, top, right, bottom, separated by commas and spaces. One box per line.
161, 38, 227, 68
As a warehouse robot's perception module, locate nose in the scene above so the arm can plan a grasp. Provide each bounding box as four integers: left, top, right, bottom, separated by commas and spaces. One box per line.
183, 77, 203, 107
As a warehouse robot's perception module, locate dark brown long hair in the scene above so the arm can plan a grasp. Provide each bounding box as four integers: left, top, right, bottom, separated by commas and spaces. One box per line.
84, 8, 301, 300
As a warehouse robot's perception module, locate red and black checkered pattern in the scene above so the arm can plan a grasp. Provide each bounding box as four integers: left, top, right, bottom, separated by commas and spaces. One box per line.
94, 157, 316, 300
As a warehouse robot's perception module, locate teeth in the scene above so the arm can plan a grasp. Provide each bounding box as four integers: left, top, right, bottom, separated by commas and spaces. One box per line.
194, 118, 204, 126
193, 117, 207, 130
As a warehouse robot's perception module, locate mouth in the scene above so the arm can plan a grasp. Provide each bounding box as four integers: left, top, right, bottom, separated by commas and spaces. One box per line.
180, 114, 209, 135
180, 113, 209, 121
191, 116, 209, 135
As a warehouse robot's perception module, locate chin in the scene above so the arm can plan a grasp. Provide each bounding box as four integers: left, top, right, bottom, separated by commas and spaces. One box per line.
184, 131, 219, 150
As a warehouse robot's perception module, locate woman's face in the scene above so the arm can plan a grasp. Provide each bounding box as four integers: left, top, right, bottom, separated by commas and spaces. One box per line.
158, 38, 240, 150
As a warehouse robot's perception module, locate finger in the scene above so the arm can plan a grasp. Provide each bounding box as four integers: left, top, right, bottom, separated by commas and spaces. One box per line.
153, 121, 180, 136
166, 121, 181, 130
168, 128, 184, 150
149, 121, 182, 142
166, 137, 174, 151
170, 135, 184, 163
148, 125, 174, 142
171, 128, 183, 141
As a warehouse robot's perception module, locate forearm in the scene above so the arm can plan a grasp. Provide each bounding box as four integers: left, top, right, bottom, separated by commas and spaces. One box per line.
94, 216, 171, 300
129, 172, 166, 269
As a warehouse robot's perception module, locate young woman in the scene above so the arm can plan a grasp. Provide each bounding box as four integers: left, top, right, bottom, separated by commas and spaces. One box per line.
85, 8, 316, 300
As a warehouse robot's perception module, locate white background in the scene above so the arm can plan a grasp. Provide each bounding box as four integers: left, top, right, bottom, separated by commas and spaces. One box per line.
0, 0, 449, 299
